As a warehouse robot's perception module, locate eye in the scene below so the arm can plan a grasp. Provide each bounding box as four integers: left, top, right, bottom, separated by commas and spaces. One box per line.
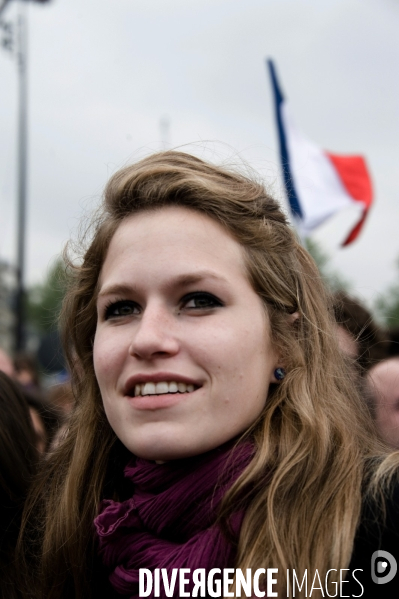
104, 300, 139, 320
181, 292, 223, 310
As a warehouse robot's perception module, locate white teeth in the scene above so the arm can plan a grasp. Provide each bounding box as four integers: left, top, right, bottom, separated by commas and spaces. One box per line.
142, 382, 156, 396
155, 382, 169, 394
133, 381, 196, 396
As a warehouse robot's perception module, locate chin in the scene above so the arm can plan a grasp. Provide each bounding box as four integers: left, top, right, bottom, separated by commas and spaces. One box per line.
128, 441, 202, 462
120, 428, 214, 462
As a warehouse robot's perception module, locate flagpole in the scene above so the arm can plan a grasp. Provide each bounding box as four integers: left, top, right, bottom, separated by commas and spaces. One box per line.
15, 0, 28, 351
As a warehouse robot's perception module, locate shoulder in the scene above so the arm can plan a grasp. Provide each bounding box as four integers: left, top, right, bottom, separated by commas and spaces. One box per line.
347, 483, 399, 597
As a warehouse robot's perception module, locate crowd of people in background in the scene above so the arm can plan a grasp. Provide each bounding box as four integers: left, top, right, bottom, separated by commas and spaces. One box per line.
332, 292, 399, 449
0, 347, 75, 597
0, 347, 73, 452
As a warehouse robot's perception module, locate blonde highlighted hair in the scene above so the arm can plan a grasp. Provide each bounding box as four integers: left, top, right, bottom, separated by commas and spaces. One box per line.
20, 151, 398, 598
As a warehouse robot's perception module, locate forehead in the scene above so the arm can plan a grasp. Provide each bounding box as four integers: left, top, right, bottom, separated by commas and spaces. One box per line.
99, 207, 248, 286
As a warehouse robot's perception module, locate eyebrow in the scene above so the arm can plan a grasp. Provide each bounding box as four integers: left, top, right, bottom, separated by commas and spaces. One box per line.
97, 270, 229, 299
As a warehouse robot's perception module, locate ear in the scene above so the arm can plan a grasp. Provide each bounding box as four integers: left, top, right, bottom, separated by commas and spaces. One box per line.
270, 311, 299, 383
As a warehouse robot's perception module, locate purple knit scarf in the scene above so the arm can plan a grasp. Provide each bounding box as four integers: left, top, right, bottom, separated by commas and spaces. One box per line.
94, 442, 254, 598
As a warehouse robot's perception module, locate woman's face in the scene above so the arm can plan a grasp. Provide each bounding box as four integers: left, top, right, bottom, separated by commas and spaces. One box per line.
94, 207, 279, 460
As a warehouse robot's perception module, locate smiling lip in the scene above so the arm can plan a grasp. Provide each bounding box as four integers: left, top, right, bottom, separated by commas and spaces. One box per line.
128, 392, 194, 411
123, 372, 201, 411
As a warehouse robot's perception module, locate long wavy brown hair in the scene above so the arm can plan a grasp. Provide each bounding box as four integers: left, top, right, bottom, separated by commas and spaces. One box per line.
19, 151, 398, 598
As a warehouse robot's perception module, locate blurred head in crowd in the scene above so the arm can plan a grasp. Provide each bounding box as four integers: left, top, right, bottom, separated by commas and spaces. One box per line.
332, 291, 387, 373
13, 352, 41, 391
367, 357, 399, 449
0, 347, 63, 454
0, 372, 38, 587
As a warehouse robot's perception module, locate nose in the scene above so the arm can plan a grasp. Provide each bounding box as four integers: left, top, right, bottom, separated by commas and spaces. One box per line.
128, 301, 180, 361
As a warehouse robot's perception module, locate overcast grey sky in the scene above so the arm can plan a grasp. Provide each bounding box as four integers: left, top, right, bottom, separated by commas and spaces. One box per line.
0, 0, 398, 309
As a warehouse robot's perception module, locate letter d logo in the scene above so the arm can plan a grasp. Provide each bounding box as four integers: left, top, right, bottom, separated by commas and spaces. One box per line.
371, 550, 397, 584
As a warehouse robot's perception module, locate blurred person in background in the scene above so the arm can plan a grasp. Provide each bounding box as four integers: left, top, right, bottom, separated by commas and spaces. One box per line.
366, 357, 399, 450
13, 352, 42, 393
332, 294, 399, 451
332, 291, 387, 373
0, 372, 38, 599
0, 347, 62, 454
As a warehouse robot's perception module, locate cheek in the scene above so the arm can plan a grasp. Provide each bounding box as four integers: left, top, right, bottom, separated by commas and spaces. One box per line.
235, 323, 273, 370
205, 321, 272, 396
236, 329, 275, 408
93, 332, 123, 388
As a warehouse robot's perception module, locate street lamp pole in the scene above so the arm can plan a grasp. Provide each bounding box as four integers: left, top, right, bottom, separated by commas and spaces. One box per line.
0, 0, 12, 17
1, 0, 50, 351
15, 0, 28, 351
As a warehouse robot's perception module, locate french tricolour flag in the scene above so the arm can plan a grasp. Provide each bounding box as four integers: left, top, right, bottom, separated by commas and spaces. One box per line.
267, 59, 373, 246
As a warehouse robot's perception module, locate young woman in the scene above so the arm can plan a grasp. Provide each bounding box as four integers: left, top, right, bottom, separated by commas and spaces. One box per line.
20, 152, 399, 598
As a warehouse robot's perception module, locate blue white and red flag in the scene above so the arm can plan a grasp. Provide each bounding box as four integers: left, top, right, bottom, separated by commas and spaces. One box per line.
267, 59, 373, 246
